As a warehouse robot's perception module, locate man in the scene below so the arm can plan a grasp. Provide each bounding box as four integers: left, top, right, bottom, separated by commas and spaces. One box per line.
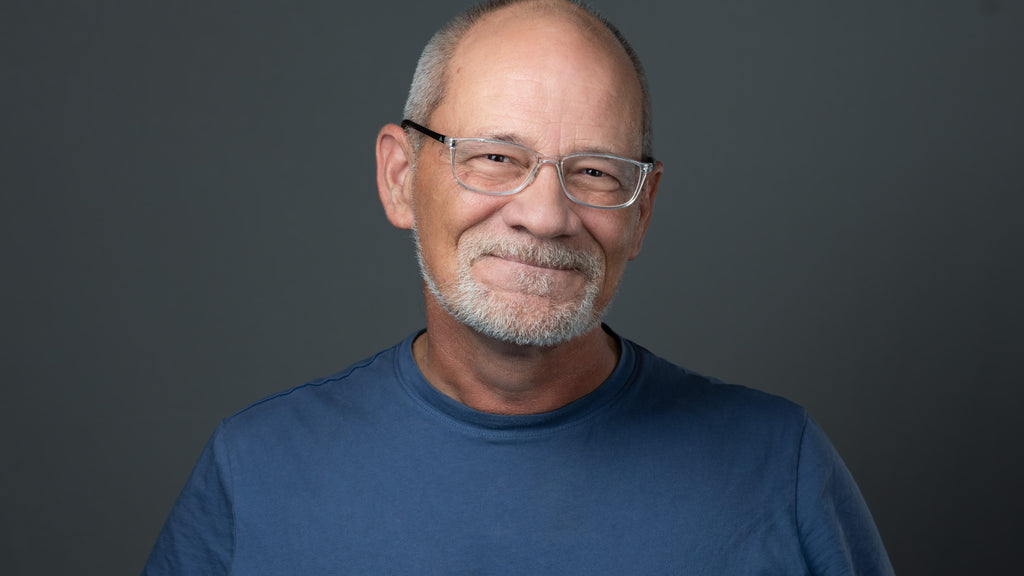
144, 0, 894, 574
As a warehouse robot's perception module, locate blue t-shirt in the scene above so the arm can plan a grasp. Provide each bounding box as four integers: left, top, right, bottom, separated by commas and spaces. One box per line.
144, 331, 893, 575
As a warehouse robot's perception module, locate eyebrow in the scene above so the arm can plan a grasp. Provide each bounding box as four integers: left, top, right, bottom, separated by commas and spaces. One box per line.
476, 131, 531, 147
471, 131, 629, 158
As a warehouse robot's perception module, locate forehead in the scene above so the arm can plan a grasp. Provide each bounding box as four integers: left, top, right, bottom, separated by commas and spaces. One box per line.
434, 7, 643, 156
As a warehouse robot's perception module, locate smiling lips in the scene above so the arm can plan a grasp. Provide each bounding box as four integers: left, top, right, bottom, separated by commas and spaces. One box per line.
487, 252, 576, 272
463, 237, 602, 282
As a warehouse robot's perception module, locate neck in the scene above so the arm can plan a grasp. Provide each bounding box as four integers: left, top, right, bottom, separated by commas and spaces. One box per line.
413, 296, 620, 415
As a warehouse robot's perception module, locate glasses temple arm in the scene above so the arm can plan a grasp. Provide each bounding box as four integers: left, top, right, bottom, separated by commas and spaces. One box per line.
401, 119, 447, 144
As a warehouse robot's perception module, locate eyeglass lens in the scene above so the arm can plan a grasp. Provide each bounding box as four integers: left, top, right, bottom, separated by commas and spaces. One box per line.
451, 139, 642, 208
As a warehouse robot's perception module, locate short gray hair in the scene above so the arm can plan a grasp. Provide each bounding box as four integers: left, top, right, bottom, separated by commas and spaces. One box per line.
402, 0, 654, 161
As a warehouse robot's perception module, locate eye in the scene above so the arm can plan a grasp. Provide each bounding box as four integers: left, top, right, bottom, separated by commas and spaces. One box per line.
485, 153, 512, 163
582, 168, 606, 178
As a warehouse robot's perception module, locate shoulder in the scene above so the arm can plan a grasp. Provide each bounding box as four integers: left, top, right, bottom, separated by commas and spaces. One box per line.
624, 339, 808, 434
217, 338, 410, 440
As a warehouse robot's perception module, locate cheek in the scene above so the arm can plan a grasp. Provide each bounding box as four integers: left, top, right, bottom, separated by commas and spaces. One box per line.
415, 193, 503, 244
411, 169, 508, 273
414, 160, 508, 229
592, 212, 639, 259
589, 213, 641, 290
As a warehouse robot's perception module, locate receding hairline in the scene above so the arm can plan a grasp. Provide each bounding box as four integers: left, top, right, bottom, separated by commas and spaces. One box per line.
480, 0, 623, 44
448, 2, 636, 110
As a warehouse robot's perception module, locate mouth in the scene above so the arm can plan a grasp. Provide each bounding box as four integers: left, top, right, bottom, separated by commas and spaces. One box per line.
484, 251, 577, 272
457, 234, 603, 283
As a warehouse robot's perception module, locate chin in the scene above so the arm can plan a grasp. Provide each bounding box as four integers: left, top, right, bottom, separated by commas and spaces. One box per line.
454, 288, 605, 347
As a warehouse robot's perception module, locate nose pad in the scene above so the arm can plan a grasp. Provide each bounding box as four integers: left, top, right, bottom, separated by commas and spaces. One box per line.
531, 157, 567, 200
502, 157, 580, 239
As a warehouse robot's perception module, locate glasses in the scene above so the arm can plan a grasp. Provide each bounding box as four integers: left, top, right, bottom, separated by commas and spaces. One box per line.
402, 119, 654, 210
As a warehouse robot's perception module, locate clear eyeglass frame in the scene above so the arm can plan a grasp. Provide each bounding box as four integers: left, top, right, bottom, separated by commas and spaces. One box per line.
401, 119, 654, 210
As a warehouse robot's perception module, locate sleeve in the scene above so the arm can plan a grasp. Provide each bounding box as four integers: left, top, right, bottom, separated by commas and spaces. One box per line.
142, 423, 235, 576
796, 415, 895, 576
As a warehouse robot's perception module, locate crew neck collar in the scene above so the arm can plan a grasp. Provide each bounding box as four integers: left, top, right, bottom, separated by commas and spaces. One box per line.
395, 326, 636, 437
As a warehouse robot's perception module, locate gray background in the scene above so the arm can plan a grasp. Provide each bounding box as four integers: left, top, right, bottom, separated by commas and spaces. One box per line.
2, 1, 1021, 574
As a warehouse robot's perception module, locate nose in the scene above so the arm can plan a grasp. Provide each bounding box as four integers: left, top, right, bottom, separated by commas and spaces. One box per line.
499, 159, 583, 239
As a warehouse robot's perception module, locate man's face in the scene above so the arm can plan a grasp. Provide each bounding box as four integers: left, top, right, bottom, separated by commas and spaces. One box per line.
410, 11, 657, 347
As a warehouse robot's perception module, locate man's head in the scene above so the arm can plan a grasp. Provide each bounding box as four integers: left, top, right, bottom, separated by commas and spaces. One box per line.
376, 0, 662, 347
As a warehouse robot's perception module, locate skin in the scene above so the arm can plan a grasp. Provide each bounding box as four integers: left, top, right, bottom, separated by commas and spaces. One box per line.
376, 4, 662, 415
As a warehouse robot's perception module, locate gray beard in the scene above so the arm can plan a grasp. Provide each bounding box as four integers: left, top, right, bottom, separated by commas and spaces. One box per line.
413, 229, 607, 348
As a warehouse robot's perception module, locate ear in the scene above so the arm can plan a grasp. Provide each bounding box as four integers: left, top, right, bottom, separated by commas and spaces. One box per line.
628, 160, 662, 260
376, 123, 416, 230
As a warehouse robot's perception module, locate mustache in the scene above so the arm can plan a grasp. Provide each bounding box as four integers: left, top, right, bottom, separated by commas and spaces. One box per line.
460, 236, 603, 281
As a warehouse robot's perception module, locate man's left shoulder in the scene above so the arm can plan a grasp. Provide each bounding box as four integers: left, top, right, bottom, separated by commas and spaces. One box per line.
625, 339, 807, 425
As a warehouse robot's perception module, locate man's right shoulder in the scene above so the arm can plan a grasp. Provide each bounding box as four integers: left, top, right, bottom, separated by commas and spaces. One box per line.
219, 338, 409, 433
